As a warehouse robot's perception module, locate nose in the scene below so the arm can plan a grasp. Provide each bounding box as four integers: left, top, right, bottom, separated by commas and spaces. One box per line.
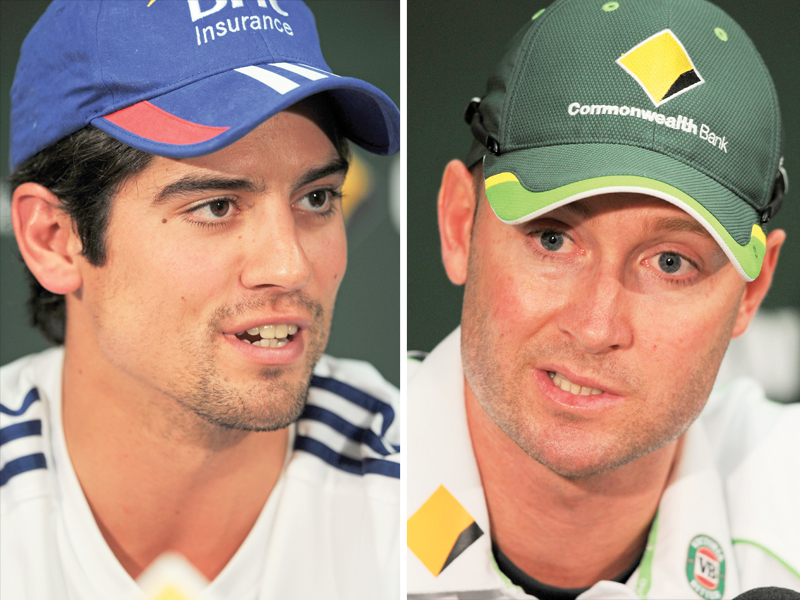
555, 269, 633, 354
240, 203, 312, 293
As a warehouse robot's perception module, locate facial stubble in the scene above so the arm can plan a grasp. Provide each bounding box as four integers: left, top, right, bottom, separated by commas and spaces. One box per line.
172, 294, 329, 434
460, 240, 743, 480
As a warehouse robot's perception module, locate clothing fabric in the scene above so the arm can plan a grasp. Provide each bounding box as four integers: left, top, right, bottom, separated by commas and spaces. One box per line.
407, 329, 800, 600
1, 347, 400, 600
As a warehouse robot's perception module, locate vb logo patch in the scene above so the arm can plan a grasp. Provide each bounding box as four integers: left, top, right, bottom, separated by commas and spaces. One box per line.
617, 29, 704, 106
407, 485, 483, 576
686, 535, 726, 600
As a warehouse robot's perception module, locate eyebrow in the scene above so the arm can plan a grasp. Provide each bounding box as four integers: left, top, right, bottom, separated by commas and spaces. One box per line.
646, 216, 713, 239
292, 156, 349, 189
151, 156, 349, 206
152, 176, 265, 205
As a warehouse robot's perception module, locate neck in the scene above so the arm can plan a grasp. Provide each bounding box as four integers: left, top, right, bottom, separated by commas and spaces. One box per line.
61, 322, 288, 581
465, 380, 680, 589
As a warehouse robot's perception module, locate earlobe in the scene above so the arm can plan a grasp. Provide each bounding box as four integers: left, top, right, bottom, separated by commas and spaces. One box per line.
731, 228, 785, 338
438, 160, 478, 285
12, 182, 83, 295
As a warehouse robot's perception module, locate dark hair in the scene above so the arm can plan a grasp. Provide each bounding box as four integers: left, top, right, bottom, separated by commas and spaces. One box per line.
8, 126, 154, 345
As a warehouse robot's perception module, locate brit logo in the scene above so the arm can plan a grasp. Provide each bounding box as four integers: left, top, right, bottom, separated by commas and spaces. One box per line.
617, 29, 704, 107
686, 535, 726, 600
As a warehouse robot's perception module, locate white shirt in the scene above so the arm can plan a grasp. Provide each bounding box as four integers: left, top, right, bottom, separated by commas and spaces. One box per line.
407, 329, 800, 599
1, 347, 400, 600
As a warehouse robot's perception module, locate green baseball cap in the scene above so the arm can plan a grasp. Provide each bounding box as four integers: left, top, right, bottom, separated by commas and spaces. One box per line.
465, 0, 788, 281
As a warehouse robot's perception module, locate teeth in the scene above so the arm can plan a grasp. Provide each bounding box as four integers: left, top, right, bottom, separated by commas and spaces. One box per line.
238, 323, 298, 343
253, 338, 288, 348
255, 324, 296, 340
549, 372, 604, 396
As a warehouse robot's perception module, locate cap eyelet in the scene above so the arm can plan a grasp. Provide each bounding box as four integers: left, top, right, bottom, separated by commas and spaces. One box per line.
715, 27, 728, 41
602, 2, 620, 12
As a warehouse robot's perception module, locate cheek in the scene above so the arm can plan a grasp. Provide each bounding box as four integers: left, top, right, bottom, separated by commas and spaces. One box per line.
104, 224, 238, 322
633, 290, 740, 386
301, 223, 347, 299
484, 259, 565, 335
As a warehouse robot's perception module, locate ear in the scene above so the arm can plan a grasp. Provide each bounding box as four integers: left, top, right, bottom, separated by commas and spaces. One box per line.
438, 160, 478, 285
731, 228, 785, 338
12, 182, 83, 295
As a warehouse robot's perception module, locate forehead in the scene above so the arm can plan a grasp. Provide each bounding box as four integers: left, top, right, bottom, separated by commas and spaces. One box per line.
548, 193, 713, 240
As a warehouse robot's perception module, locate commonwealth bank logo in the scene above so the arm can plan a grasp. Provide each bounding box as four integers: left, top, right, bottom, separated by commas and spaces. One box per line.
407, 485, 484, 576
617, 29, 704, 107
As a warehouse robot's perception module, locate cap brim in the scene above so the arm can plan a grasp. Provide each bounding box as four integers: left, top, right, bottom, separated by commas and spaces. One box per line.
483, 144, 766, 281
92, 61, 399, 158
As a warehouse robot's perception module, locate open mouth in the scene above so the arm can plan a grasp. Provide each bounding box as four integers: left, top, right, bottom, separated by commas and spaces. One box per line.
548, 371, 604, 396
234, 324, 299, 348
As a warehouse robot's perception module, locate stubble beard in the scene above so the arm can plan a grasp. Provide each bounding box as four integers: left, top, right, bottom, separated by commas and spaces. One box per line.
171, 293, 329, 433
460, 253, 738, 480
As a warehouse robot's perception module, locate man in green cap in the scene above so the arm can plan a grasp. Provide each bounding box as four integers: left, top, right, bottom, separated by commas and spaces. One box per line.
407, 0, 799, 597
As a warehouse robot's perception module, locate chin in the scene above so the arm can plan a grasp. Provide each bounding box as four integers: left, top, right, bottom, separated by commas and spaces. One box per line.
516, 427, 645, 479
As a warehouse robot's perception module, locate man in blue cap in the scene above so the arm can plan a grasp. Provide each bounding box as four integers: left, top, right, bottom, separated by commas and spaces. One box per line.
0, 2, 399, 598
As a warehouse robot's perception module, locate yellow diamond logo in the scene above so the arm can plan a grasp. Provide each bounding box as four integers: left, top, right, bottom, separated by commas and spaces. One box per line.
617, 29, 704, 106
407, 485, 484, 576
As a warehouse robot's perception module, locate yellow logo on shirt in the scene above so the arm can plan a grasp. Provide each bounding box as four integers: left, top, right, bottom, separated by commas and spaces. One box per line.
407, 485, 484, 576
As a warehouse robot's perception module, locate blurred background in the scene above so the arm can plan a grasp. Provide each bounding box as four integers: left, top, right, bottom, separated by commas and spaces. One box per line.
409, 0, 799, 402
0, 0, 400, 386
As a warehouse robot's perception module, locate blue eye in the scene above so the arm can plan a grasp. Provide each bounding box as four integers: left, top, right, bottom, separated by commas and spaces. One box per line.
541, 231, 564, 251
658, 253, 682, 273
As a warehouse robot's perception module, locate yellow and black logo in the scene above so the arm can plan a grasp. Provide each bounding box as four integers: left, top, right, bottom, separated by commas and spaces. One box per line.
407, 485, 484, 577
616, 29, 704, 107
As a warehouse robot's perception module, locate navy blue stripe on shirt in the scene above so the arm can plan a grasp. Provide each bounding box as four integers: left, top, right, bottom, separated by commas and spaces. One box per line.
294, 435, 399, 479
310, 376, 395, 436
299, 405, 393, 456
0, 420, 42, 446
0, 453, 47, 486
0, 387, 40, 416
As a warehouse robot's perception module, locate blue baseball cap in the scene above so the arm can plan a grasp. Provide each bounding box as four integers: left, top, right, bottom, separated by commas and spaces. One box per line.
10, 0, 400, 170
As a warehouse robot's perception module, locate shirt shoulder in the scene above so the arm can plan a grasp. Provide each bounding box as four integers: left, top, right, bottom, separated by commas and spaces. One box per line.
1, 348, 63, 512
290, 355, 400, 487
700, 378, 800, 585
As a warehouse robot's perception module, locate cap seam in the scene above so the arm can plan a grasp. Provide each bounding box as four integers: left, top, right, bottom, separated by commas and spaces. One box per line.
496, 139, 758, 210
502, 0, 573, 148
94, 1, 116, 111
704, 2, 781, 206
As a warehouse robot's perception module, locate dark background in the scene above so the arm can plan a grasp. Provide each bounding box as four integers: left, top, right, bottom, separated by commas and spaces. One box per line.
0, 0, 400, 386
408, 0, 800, 352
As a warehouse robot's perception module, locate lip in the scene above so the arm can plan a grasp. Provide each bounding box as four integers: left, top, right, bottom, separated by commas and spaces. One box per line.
534, 366, 626, 410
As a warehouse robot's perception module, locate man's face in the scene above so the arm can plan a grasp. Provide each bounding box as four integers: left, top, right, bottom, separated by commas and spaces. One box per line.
461, 192, 746, 478
72, 104, 347, 431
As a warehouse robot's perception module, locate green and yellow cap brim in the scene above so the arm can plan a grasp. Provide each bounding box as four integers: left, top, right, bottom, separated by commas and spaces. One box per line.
483, 144, 766, 281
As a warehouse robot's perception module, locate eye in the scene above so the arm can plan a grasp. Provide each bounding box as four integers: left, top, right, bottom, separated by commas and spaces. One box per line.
188, 198, 238, 221
296, 189, 336, 212
540, 231, 565, 252
653, 252, 695, 276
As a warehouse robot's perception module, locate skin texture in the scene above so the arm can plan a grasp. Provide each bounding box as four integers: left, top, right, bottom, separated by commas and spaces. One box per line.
12, 103, 348, 579
438, 159, 784, 587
